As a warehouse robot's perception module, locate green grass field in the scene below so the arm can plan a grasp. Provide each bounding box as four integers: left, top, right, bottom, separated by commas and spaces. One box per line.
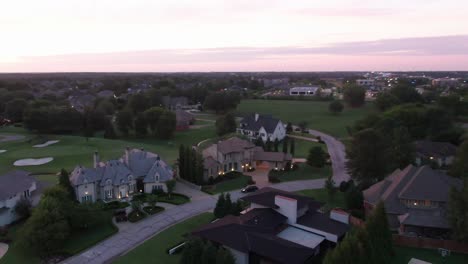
115, 213, 214, 264
0, 125, 215, 175
292, 138, 327, 159
295, 188, 346, 209
270, 163, 331, 182
202, 174, 252, 194
237, 99, 375, 138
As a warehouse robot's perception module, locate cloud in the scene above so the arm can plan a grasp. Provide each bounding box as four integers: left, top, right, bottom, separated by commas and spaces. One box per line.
292, 7, 402, 17
3, 35, 468, 71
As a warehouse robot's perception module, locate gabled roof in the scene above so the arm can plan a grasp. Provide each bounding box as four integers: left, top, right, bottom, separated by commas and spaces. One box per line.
414, 140, 457, 158
240, 113, 282, 134
253, 151, 292, 162
217, 137, 256, 154
297, 210, 350, 238
193, 208, 316, 264
241, 187, 323, 211
0, 171, 36, 201
363, 165, 462, 214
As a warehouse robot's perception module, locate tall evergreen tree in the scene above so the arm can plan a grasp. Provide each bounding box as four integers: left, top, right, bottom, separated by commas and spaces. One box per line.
290, 138, 295, 155
214, 193, 226, 218
449, 140, 468, 178
366, 202, 393, 264
274, 139, 279, 152
448, 180, 468, 242
179, 145, 186, 179
265, 138, 272, 151
282, 137, 288, 153
390, 126, 415, 170
59, 169, 76, 201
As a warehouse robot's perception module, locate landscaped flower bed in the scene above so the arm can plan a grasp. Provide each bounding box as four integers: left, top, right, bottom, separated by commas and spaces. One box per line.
158, 193, 190, 205
128, 210, 147, 223
143, 206, 165, 215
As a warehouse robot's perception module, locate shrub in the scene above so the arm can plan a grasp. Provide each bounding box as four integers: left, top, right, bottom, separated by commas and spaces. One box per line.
142, 206, 165, 215
339, 181, 350, 192
247, 178, 256, 185
268, 175, 281, 183
128, 210, 147, 223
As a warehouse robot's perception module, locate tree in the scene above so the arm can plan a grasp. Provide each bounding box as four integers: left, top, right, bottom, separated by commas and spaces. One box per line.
214, 193, 226, 218
345, 183, 364, 210
389, 84, 422, 104
286, 122, 293, 134
131, 200, 142, 213
290, 138, 295, 155
325, 177, 336, 201
346, 128, 389, 185
156, 110, 176, 139
103, 118, 117, 139
265, 138, 272, 151
307, 146, 327, 168
298, 121, 308, 133
329, 100, 344, 115
282, 137, 288, 153
448, 180, 468, 242
5, 98, 28, 122
389, 127, 415, 170
204, 92, 241, 113
59, 169, 76, 201
450, 140, 468, 178
180, 238, 235, 264
180, 238, 205, 264
215, 112, 236, 136
166, 179, 176, 199
366, 202, 393, 263
14, 197, 32, 219
134, 112, 148, 137
215, 247, 235, 264
178, 145, 186, 180
200, 241, 217, 264
274, 139, 279, 152
144, 107, 164, 136
375, 92, 400, 112
147, 194, 158, 209
224, 193, 233, 216
116, 109, 133, 136
343, 84, 366, 107
128, 93, 149, 114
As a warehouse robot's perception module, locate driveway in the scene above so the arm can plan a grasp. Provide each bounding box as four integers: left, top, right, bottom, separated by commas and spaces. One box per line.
61, 178, 325, 264
244, 168, 269, 188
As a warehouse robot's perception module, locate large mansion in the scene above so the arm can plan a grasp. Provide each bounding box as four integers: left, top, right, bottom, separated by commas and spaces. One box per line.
202, 137, 292, 180
237, 113, 286, 143
70, 148, 174, 203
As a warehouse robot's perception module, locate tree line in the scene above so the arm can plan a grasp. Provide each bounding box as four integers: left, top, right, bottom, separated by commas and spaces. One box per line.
178, 145, 205, 185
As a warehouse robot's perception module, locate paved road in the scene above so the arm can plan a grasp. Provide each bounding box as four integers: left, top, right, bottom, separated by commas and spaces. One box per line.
62, 179, 325, 264
308, 129, 350, 184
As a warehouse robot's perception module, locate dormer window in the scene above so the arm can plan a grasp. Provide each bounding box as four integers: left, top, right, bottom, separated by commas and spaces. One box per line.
155, 174, 160, 182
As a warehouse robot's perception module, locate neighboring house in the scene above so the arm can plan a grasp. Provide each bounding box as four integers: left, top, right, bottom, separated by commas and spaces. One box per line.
363, 165, 462, 238
70, 148, 173, 203
356, 79, 375, 87
202, 137, 292, 179
289, 86, 319, 96
193, 187, 350, 264
97, 89, 115, 98
162, 96, 189, 110
414, 140, 457, 167
237, 113, 286, 142
432, 78, 459, 87
175, 109, 195, 131
0, 171, 37, 227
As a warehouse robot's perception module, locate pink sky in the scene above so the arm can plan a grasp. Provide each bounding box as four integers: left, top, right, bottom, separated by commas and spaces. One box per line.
1, 0, 468, 72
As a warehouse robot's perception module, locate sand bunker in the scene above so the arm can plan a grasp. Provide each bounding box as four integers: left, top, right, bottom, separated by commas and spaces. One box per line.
0, 150, 6, 154
33, 140, 60, 148
14, 157, 54, 166
0, 243, 9, 260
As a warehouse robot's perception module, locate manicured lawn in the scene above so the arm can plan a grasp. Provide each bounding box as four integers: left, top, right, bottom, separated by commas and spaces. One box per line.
115, 212, 214, 264
292, 138, 327, 159
237, 99, 375, 138
128, 210, 147, 223
392, 246, 468, 264
202, 175, 252, 194
270, 163, 331, 182
0, 125, 215, 175
295, 188, 346, 209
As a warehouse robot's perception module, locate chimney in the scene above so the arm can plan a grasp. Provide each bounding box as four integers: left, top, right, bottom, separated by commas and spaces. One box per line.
93, 151, 99, 168
255, 113, 259, 122
330, 209, 349, 224
274, 195, 297, 224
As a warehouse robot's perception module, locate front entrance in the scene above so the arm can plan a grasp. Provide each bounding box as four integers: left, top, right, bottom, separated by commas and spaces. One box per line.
136, 178, 144, 193
256, 161, 270, 170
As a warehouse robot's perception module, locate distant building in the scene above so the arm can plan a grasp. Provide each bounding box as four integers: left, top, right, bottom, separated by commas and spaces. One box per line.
175, 109, 195, 131
237, 113, 286, 142
356, 79, 375, 87
162, 96, 189, 110
0, 171, 37, 226
414, 141, 457, 167
289, 86, 319, 96
193, 187, 350, 264
202, 137, 292, 179
70, 148, 173, 203
432, 78, 459, 87
363, 165, 462, 237
96, 90, 115, 98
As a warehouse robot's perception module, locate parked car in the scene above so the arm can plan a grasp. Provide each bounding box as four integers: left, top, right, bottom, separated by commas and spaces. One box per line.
241, 185, 258, 193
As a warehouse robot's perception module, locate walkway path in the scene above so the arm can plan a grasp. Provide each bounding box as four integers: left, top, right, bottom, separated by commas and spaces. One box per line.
62, 179, 325, 264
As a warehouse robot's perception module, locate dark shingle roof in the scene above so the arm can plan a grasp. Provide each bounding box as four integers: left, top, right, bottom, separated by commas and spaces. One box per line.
241, 187, 323, 211
297, 211, 350, 238
240, 113, 281, 134
253, 151, 292, 162
0, 171, 36, 200
193, 208, 316, 264
414, 140, 457, 159
217, 137, 255, 154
